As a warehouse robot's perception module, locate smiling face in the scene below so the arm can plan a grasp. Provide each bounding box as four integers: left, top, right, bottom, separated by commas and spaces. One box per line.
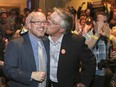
28, 12, 47, 38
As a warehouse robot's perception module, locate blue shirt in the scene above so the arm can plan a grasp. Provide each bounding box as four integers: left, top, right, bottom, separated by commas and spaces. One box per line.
84, 29, 110, 76
28, 31, 47, 70
48, 34, 64, 82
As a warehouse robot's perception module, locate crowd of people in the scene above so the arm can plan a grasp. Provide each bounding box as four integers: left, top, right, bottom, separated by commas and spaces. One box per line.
0, 1, 116, 87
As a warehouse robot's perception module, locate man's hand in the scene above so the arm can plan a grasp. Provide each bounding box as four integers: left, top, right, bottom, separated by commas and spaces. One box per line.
77, 83, 86, 87
110, 51, 116, 59
31, 72, 46, 82
112, 26, 116, 37
0, 61, 4, 66
81, 2, 86, 6
101, 23, 111, 38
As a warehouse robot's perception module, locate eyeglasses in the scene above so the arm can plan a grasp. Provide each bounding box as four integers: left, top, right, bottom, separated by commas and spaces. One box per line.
50, 19, 59, 25
48, 19, 59, 25
30, 21, 47, 25
47, 17, 59, 25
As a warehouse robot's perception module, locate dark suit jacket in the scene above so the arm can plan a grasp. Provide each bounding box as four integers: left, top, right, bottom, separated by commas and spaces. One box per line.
49, 33, 96, 87
3, 32, 50, 87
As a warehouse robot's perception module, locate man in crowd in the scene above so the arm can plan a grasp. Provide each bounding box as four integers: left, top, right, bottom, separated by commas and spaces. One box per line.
84, 12, 113, 87
46, 8, 96, 87
3, 11, 49, 87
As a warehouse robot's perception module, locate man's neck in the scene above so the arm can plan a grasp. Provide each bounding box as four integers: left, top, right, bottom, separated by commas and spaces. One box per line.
50, 34, 63, 43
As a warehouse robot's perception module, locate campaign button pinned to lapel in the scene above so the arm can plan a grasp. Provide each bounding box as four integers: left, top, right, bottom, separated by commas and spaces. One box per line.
61, 49, 66, 54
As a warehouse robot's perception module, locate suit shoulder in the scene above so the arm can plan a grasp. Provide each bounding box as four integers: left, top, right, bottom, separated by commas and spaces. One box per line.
9, 36, 25, 47
11, 32, 28, 44
72, 33, 85, 42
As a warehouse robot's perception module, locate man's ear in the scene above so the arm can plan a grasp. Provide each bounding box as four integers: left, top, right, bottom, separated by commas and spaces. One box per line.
26, 23, 31, 30
59, 28, 65, 33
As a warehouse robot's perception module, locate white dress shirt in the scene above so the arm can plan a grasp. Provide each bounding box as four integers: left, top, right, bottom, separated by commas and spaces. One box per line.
48, 35, 64, 82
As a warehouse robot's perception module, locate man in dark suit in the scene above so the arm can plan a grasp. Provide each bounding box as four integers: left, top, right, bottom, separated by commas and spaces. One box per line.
3, 11, 49, 87
46, 8, 96, 87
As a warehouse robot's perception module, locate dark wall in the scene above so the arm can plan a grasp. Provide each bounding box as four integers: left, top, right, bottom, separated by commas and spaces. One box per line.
29, 0, 67, 12
45, 0, 66, 10
28, 0, 39, 11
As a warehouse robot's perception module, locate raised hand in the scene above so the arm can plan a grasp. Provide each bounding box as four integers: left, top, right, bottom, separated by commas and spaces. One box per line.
101, 23, 111, 38
81, 2, 86, 6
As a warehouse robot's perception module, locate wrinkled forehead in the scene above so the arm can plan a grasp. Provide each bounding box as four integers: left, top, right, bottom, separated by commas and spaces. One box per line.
31, 12, 46, 21
51, 12, 60, 18
50, 12, 63, 21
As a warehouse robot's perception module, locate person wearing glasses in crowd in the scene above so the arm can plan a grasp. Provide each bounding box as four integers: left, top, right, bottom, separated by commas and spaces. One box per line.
3, 11, 49, 87
46, 8, 96, 87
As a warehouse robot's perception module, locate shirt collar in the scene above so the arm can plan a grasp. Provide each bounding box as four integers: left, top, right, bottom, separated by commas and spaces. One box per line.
48, 34, 64, 44
28, 31, 42, 46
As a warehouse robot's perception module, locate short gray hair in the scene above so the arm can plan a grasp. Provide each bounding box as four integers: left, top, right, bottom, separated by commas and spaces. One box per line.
54, 8, 74, 33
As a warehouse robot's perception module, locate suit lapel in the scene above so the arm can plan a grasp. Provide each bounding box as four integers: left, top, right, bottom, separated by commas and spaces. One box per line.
42, 37, 50, 60
58, 33, 72, 63
60, 33, 72, 54
42, 37, 50, 68
23, 33, 36, 70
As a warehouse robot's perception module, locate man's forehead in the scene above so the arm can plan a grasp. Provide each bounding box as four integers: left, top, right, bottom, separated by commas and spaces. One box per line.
32, 12, 46, 20
97, 15, 107, 19
51, 12, 62, 20
34, 12, 44, 16
51, 12, 57, 17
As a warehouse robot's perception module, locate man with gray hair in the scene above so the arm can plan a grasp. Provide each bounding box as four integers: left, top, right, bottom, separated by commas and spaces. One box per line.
46, 8, 96, 87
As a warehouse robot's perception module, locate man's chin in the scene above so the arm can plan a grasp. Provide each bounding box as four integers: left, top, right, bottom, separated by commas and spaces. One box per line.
36, 33, 45, 38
